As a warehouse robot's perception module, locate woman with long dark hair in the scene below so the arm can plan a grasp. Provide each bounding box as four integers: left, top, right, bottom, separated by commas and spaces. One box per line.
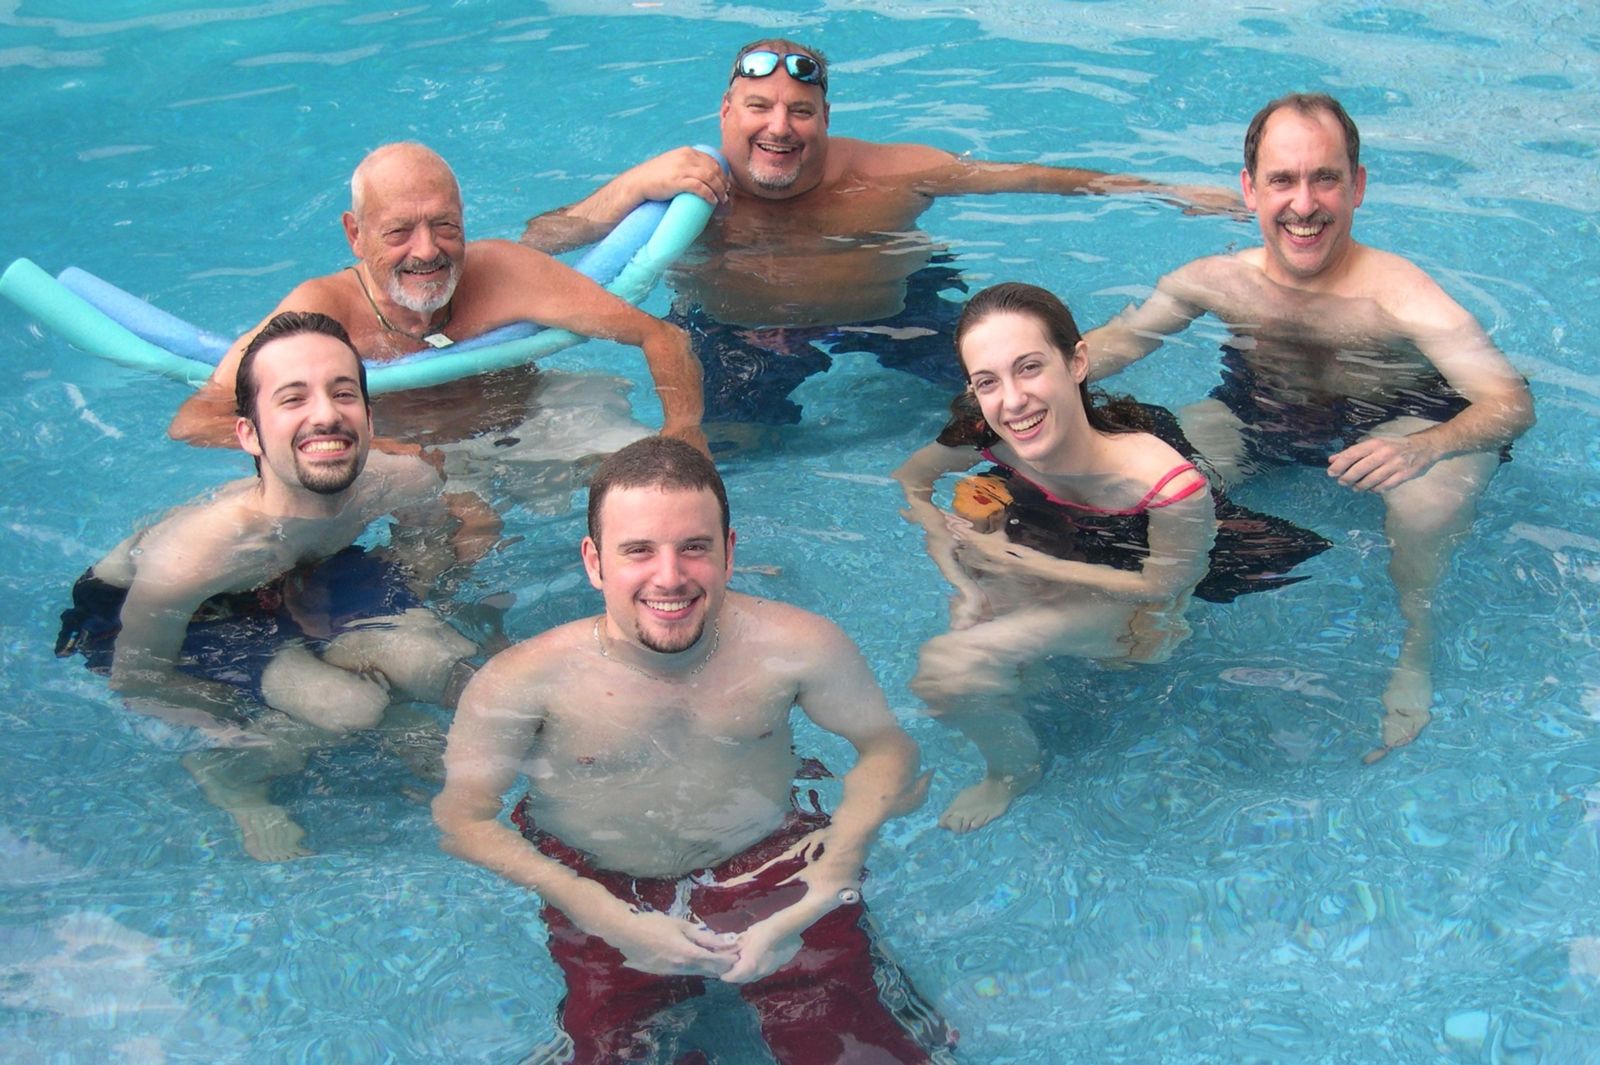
896, 282, 1326, 832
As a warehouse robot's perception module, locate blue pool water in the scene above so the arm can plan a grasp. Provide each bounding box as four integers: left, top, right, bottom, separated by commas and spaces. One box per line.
3, 2, 1599, 1062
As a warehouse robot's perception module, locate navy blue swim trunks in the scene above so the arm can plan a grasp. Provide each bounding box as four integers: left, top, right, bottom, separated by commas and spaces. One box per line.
668, 255, 968, 425
55, 546, 421, 704
1207, 344, 1509, 467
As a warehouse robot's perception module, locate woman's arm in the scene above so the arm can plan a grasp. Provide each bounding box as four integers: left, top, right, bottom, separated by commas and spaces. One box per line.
892, 443, 988, 600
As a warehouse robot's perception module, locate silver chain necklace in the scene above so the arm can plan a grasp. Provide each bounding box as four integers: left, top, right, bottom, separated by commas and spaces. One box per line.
592, 617, 720, 679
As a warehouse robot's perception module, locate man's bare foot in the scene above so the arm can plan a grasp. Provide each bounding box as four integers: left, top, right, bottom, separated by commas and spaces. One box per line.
231, 805, 313, 862
183, 748, 311, 860
1363, 667, 1434, 764
938, 770, 1040, 834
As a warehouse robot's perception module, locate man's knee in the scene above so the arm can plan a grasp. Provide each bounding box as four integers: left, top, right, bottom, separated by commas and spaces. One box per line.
1177, 397, 1248, 483
260, 646, 390, 734
325, 609, 475, 702
1380, 444, 1497, 543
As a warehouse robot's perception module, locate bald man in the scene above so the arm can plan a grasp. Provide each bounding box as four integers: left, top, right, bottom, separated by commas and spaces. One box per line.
170, 142, 706, 457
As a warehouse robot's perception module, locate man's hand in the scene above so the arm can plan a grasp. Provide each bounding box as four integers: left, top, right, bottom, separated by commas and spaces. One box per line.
1328, 434, 1437, 492
715, 829, 862, 985
624, 147, 729, 208
1162, 183, 1251, 220
599, 908, 740, 978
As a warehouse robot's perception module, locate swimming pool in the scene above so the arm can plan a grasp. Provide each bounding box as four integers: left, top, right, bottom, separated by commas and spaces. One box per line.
3, 2, 1597, 1061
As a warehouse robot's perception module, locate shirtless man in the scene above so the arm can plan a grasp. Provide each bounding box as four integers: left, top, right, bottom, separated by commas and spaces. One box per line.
1083, 93, 1534, 761
522, 38, 1240, 426
169, 142, 705, 455
433, 437, 948, 1062
61, 312, 497, 860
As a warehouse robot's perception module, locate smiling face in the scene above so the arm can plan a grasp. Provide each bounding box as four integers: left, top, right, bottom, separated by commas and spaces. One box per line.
719, 67, 829, 199
1242, 106, 1367, 285
236, 332, 372, 503
344, 146, 465, 315
959, 310, 1090, 467
582, 485, 735, 656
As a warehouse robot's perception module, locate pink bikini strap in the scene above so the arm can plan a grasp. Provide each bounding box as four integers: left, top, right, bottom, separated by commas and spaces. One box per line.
978, 450, 1207, 514
1139, 464, 1207, 509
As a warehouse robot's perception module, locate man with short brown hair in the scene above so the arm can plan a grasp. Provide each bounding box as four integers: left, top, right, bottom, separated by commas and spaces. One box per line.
1085, 93, 1534, 760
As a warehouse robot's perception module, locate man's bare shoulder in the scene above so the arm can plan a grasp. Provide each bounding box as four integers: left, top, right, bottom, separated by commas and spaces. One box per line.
469, 619, 593, 704
725, 591, 853, 656
459, 238, 574, 291
126, 483, 278, 595
464, 238, 572, 277
834, 137, 955, 179
359, 449, 445, 508
1159, 253, 1257, 306
1348, 244, 1451, 297
465, 237, 540, 262
276, 269, 363, 318
1344, 245, 1486, 339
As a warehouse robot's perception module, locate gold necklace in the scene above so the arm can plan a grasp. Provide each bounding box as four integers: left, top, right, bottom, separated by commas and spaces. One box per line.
592, 617, 720, 679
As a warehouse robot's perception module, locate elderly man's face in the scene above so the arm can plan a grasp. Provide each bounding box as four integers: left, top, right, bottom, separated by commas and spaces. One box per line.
348, 160, 465, 314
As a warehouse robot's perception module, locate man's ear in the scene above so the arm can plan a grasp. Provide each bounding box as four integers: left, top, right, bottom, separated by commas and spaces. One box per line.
342, 211, 361, 255
236, 416, 262, 457
1240, 167, 1257, 211
725, 529, 737, 576
581, 536, 603, 590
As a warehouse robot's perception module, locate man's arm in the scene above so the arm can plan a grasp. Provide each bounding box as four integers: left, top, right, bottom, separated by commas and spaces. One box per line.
167, 278, 343, 447
718, 612, 926, 984
520, 147, 729, 254
381, 451, 503, 592
1328, 263, 1535, 491
168, 335, 253, 447
108, 521, 260, 731
432, 644, 736, 976
1082, 260, 1216, 381
479, 241, 707, 453
880, 141, 1244, 216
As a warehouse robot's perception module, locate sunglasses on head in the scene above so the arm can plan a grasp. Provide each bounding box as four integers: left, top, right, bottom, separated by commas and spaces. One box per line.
733, 50, 826, 91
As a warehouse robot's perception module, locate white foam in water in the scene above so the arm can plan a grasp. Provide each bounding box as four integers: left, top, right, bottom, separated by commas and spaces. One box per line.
0, 912, 183, 1021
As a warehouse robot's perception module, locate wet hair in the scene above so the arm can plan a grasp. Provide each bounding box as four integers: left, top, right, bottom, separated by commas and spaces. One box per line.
235, 311, 368, 421
727, 38, 829, 98
1244, 93, 1361, 176
586, 437, 731, 547
944, 282, 1146, 447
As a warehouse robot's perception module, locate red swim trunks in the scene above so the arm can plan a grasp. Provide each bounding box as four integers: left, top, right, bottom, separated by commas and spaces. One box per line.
512, 791, 954, 1064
